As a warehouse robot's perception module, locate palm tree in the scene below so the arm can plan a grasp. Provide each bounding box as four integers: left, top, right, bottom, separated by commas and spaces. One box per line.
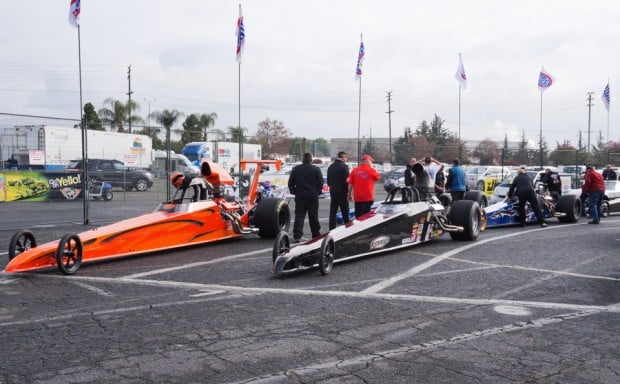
150, 109, 184, 151
228, 126, 247, 143
198, 113, 218, 141
150, 109, 184, 199
98, 98, 144, 133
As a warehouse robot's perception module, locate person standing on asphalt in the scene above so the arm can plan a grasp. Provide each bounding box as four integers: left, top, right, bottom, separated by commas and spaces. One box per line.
602, 164, 617, 181
543, 167, 562, 197
582, 164, 606, 224
347, 154, 381, 218
404, 157, 417, 187
434, 163, 446, 195
422, 156, 442, 184
327, 151, 350, 230
445, 158, 467, 201
507, 166, 547, 228
288, 153, 324, 242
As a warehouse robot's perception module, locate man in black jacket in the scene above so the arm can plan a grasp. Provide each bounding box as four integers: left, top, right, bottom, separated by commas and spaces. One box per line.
602, 164, 617, 181
327, 151, 350, 230
543, 168, 562, 197
508, 167, 547, 228
404, 157, 417, 187
288, 153, 324, 242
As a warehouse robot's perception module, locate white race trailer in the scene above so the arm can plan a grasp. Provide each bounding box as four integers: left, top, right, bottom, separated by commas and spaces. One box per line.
1, 125, 153, 170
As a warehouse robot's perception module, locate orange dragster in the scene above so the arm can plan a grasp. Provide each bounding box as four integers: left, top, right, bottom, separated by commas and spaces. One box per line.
4, 159, 290, 275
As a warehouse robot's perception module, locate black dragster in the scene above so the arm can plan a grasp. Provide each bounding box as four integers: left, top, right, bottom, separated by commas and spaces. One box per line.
272, 186, 486, 275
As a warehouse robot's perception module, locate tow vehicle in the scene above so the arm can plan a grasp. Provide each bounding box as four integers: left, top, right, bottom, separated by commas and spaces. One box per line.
272, 185, 486, 276
5, 159, 290, 275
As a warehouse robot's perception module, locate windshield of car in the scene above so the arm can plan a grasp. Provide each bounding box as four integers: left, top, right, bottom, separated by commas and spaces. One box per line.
497, 170, 538, 187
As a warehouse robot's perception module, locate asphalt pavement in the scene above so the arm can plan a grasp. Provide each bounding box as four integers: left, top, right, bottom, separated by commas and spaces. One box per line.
0, 185, 619, 384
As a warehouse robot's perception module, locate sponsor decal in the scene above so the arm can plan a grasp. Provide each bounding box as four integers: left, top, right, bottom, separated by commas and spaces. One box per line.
48, 174, 82, 189
370, 235, 390, 250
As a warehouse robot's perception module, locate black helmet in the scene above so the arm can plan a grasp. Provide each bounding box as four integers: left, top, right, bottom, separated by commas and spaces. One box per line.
384, 179, 397, 193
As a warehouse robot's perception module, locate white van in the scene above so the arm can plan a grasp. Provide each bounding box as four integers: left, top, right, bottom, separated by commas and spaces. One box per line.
151, 150, 200, 178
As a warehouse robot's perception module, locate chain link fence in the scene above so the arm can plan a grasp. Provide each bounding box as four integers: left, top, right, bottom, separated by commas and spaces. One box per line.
1, 113, 168, 230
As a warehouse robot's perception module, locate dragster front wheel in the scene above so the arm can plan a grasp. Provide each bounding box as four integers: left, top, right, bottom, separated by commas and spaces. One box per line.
9, 230, 37, 260
272, 231, 291, 264
56, 234, 83, 275
319, 235, 335, 275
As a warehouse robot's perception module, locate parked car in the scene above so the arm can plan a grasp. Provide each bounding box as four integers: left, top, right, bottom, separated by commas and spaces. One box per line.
66, 159, 155, 192
474, 166, 512, 191
488, 169, 538, 204
384, 165, 406, 181
489, 168, 573, 204
463, 165, 484, 190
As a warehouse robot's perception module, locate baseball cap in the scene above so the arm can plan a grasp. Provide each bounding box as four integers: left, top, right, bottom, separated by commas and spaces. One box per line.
337, 151, 348, 158
361, 154, 374, 161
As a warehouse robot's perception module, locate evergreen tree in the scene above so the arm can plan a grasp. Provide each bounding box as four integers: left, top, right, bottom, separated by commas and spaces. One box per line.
83, 102, 104, 131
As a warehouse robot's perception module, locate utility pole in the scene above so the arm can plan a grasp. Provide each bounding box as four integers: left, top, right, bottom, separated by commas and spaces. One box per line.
586, 91, 594, 153
127, 65, 133, 133
385, 91, 394, 163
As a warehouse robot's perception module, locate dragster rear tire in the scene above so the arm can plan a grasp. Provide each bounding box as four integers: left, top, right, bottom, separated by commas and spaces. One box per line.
556, 194, 580, 223
447, 200, 483, 241
255, 198, 291, 238
464, 190, 487, 208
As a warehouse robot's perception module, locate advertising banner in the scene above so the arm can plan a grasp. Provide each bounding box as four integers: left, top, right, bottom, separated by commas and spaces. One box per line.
0, 171, 84, 202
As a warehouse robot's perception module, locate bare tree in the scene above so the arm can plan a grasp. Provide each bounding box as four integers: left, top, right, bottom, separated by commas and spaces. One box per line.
472, 139, 501, 165
255, 118, 292, 159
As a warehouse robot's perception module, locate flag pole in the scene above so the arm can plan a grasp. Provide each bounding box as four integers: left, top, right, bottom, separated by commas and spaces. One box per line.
606, 107, 610, 145
356, 34, 363, 164
238, 59, 242, 196
539, 91, 543, 169
236, 4, 243, 198
77, 24, 88, 224
357, 77, 362, 164
458, 84, 462, 159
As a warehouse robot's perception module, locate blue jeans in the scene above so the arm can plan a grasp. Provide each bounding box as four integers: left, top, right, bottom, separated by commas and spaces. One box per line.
588, 190, 604, 222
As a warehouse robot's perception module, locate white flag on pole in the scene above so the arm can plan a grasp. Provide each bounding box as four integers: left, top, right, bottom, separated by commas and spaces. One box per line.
454, 53, 467, 89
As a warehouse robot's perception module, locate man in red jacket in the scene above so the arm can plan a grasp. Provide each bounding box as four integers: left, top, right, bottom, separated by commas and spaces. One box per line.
347, 154, 381, 218
582, 164, 606, 224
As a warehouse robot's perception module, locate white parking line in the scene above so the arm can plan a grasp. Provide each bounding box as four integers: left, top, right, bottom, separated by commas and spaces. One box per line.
361, 228, 558, 294
29, 274, 620, 314
69, 280, 115, 297
230, 309, 601, 384
450, 258, 620, 282
121, 247, 272, 279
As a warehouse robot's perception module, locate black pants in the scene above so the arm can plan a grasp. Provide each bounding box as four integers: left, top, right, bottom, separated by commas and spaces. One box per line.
517, 189, 545, 224
450, 190, 465, 201
329, 195, 350, 230
293, 198, 320, 239
354, 201, 374, 218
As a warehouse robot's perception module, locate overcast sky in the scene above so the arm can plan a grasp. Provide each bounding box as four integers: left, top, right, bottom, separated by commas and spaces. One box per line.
2, 1, 619, 150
